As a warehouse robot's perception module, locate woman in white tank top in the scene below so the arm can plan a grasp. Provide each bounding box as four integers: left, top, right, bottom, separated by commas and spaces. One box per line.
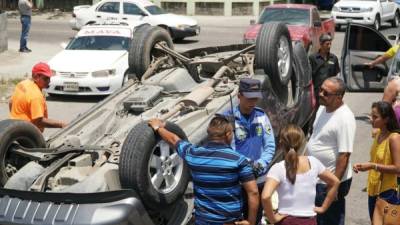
261, 124, 340, 225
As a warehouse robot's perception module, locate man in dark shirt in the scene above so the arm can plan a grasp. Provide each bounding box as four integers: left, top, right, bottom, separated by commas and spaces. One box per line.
148, 116, 259, 225
309, 34, 340, 103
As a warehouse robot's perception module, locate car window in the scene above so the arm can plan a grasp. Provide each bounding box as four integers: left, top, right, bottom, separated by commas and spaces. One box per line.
97, 2, 120, 14
66, 36, 130, 51
144, 5, 166, 15
124, 3, 143, 15
311, 9, 320, 23
348, 25, 390, 51
258, 8, 310, 26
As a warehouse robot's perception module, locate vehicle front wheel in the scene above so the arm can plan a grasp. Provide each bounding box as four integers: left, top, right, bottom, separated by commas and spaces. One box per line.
0, 120, 46, 186
391, 12, 399, 28
119, 121, 190, 210
374, 15, 381, 30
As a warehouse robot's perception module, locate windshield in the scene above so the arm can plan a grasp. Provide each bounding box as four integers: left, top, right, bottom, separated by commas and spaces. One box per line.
66, 36, 130, 51
145, 5, 166, 15
258, 8, 310, 26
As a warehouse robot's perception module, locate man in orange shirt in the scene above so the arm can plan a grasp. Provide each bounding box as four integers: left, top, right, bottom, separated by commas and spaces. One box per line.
9, 62, 67, 132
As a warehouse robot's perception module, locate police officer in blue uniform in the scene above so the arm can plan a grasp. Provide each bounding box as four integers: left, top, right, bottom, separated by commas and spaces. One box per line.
224, 78, 276, 225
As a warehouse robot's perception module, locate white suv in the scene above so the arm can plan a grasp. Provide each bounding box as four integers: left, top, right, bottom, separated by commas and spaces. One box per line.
70, 0, 200, 41
331, 0, 400, 30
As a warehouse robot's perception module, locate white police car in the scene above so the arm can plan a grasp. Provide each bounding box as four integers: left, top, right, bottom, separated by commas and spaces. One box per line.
47, 23, 140, 96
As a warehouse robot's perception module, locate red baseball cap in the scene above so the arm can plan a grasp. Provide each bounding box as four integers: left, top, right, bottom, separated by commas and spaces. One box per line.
32, 62, 53, 77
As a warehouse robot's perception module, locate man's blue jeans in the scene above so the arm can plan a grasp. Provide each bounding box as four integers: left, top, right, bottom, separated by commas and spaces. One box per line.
315, 178, 352, 225
20, 15, 31, 50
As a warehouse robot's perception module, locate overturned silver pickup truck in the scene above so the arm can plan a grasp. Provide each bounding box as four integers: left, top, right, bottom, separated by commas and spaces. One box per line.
0, 22, 314, 225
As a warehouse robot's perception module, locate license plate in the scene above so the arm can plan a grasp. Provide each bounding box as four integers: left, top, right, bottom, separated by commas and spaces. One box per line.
63, 82, 79, 92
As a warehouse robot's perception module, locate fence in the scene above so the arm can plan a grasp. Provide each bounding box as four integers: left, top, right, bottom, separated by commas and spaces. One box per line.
0, 0, 92, 11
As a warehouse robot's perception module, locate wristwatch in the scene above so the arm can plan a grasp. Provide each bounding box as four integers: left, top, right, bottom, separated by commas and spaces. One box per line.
153, 125, 161, 132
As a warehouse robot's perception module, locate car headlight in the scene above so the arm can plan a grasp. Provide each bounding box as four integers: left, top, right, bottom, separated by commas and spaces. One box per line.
359, 7, 374, 12
176, 24, 190, 30
92, 69, 116, 77
332, 6, 339, 12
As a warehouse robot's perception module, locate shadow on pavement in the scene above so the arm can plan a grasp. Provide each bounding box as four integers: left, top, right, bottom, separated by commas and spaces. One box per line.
174, 39, 199, 44
46, 94, 106, 103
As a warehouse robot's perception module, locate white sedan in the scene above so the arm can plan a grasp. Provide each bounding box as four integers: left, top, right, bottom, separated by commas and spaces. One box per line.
70, 0, 200, 41
47, 24, 134, 96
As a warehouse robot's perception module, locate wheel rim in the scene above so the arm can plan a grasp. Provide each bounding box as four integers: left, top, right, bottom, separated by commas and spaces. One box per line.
2, 137, 36, 182
277, 36, 291, 81
396, 15, 399, 26
148, 140, 183, 194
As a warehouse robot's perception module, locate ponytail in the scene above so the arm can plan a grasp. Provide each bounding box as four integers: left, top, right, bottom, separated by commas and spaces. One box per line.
284, 148, 299, 185
278, 124, 305, 185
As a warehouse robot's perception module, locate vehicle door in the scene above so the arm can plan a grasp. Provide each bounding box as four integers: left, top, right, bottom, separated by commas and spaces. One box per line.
341, 23, 392, 91
94, 0, 122, 23
310, 8, 321, 52
122, 1, 152, 25
380, 0, 391, 20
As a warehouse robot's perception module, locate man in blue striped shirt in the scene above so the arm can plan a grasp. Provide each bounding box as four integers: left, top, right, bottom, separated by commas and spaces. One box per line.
148, 116, 259, 225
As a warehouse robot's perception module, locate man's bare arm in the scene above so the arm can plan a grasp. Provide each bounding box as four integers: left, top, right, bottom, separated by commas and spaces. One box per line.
148, 119, 181, 146
335, 152, 351, 180
242, 180, 259, 225
33, 117, 67, 129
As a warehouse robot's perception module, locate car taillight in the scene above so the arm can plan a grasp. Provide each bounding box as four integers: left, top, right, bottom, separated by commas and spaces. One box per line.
72, 13, 76, 18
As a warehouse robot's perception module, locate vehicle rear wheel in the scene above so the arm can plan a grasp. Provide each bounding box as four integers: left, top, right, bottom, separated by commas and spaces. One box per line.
255, 22, 293, 102
0, 120, 46, 186
374, 15, 381, 30
128, 26, 174, 80
391, 11, 399, 28
255, 22, 293, 87
119, 121, 190, 210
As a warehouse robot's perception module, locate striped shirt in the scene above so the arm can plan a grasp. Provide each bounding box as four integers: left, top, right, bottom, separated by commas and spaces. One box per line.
176, 140, 255, 225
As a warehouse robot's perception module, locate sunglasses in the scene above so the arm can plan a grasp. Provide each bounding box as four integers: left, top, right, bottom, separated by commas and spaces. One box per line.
319, 87, 341, 97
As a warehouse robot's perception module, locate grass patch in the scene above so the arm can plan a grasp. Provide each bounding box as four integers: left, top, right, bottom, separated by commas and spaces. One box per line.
0, 78, 23, 102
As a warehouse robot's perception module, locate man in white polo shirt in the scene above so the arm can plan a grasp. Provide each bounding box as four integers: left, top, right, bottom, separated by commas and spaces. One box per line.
306, 77, 356, 225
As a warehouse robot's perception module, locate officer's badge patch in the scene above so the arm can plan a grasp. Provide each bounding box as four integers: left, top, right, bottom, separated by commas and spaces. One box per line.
256, 125, 262, 136
236, 127, 247, 141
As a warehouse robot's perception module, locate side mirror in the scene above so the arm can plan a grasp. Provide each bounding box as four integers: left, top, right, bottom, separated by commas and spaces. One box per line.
313, 21, 322, 27
60, 42, 67, 49
388, 34, 397, 40
250, 19, 256, 25
140, 12, 148, 17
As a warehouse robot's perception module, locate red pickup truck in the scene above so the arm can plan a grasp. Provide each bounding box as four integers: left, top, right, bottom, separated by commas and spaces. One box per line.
243, 4, 335, 53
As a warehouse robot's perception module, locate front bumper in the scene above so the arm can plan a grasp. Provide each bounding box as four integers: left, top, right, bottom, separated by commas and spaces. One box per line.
243, 38, 255, 44
170, 25, 200, 39
69, 18, 80, 31
331, 12, 375, 25
0, 188, 154, 225
47, 74, 122, 96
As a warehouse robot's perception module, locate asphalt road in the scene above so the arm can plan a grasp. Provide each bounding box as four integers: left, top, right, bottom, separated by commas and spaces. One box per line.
3, 15, 400, 225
